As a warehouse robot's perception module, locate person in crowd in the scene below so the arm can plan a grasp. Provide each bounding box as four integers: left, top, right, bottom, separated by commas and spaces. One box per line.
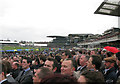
31, 58, 41, 70
39, 55, 46, 67
18, 59, 23, 71
115, 52, 120, 83
13, 56, 18, 62
0, 60, 12, 84
15, 57, 33, 84
11, 61, 21, 79
61, 50, 72, 62
2, 60, 16, 83
71, 50, 76, 58
103, 56, 117, 84
78, 70, 105, 84
87, 55, 102, 72
77, 54, 89, 73
76, 55, 81, 70
33, 67, 53, 84
100, 49, 107, 60
44, 57, 59, 73
55, 56, 61, 73
90, 50, 96, 56
106, 52, 114, 58
40, 73, 79, 84
61, 58, 77, 78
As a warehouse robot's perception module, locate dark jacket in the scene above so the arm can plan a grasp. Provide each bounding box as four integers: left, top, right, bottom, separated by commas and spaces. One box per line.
15, 70, 33, 84
78, 65, 87, 74
11, 69, 21, 79
104, 67, 117, 84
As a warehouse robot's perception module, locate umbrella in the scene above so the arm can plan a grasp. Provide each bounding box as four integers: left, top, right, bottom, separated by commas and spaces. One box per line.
104, 46, 119, 53
14, 49, 17, 51
6, 50, 14, 52
17, 49, 22, 51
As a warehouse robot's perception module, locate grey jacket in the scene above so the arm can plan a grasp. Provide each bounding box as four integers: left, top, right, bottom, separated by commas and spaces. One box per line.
15, 70, 33, 84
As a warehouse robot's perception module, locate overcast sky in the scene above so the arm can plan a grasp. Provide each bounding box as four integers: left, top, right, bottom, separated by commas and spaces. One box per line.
0, 0, 118, 42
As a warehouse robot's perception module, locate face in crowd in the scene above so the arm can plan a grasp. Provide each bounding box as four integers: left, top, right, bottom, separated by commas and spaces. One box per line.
61, 60, 74, 76
33, 69, 41, 84
87, 57, 94, 70
61, 52, 67, 60
44, 60, 53, 71
44, 60, 57, 73
80, 55, 87, 67
22, 59, 30, 69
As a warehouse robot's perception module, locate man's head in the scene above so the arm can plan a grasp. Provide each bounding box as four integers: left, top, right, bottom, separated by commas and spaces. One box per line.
104, 56, 116, 69
12, 62, 19, 70
13, 56, 18, 61
33, 67, 53, 84
39, 56, 46, 64
87, 55, 102, 71
0, 60, 7, 81
40, 74, 78, 84
44, 57, 58, 72
2, 60, 12, 74
22, 57, 32, 69
61, 50, 72, 60
79, 54, 89, 67
90, 50, 96, 56
78, 70, 105, 84
61, 58, 76, 76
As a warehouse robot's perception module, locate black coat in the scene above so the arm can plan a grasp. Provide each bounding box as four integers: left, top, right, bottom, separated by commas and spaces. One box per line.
11, 69, 21, 79
104, 67, 117, 84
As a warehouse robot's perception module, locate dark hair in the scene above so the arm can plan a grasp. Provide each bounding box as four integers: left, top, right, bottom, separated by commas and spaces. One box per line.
55, 56, 61, 63
65, 58, 77, 71
116, 52, 120, 61
81, 70, 105, 84
77, 54, 89, 66
2, 60, 12, 74
71, 51, 76, 55
91, 55, 102, 70
0, 60, 7, 77
40, 74, 78, 84
62, 50, 72, 58
14, 62, 19, 68
77, 55, 81, 66
37, 67, 53, 79
22, 57, 32, 64
79, 50, 82, 54
35, 58, 40, 64
47, 57, 58, 69
40, 56, 46, 62
106, 52, 114, 57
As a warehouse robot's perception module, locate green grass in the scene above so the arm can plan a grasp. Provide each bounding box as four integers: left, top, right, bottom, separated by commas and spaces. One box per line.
1, 46, 47, 51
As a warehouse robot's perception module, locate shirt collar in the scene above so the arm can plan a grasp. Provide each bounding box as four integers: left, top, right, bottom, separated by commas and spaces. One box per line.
6, 73, 10, 77
24, 67, 30, 72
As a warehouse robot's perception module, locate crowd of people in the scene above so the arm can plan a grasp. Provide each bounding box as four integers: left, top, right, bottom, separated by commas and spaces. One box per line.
0, 47, 120, 84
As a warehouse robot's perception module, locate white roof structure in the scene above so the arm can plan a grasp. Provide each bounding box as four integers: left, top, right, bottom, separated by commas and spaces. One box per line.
0, 41, 19, 44
34, 44, 47, 47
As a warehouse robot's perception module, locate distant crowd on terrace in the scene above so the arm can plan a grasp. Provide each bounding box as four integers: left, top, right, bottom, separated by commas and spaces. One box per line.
0, 47, 120, 84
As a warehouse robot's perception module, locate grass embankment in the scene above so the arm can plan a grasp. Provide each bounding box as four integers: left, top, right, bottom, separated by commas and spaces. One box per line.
1, 46, 47, 51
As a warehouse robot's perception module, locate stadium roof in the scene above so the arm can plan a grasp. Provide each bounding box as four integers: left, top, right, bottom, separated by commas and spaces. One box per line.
94, 0, 120, 17
0, 41, 19, 44
47, 35, 67, 38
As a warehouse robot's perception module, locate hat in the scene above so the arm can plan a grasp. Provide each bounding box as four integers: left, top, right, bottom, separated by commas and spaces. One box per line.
104, 46, 119, 53
102, 49, 106, 52
104, 56, 116, 63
